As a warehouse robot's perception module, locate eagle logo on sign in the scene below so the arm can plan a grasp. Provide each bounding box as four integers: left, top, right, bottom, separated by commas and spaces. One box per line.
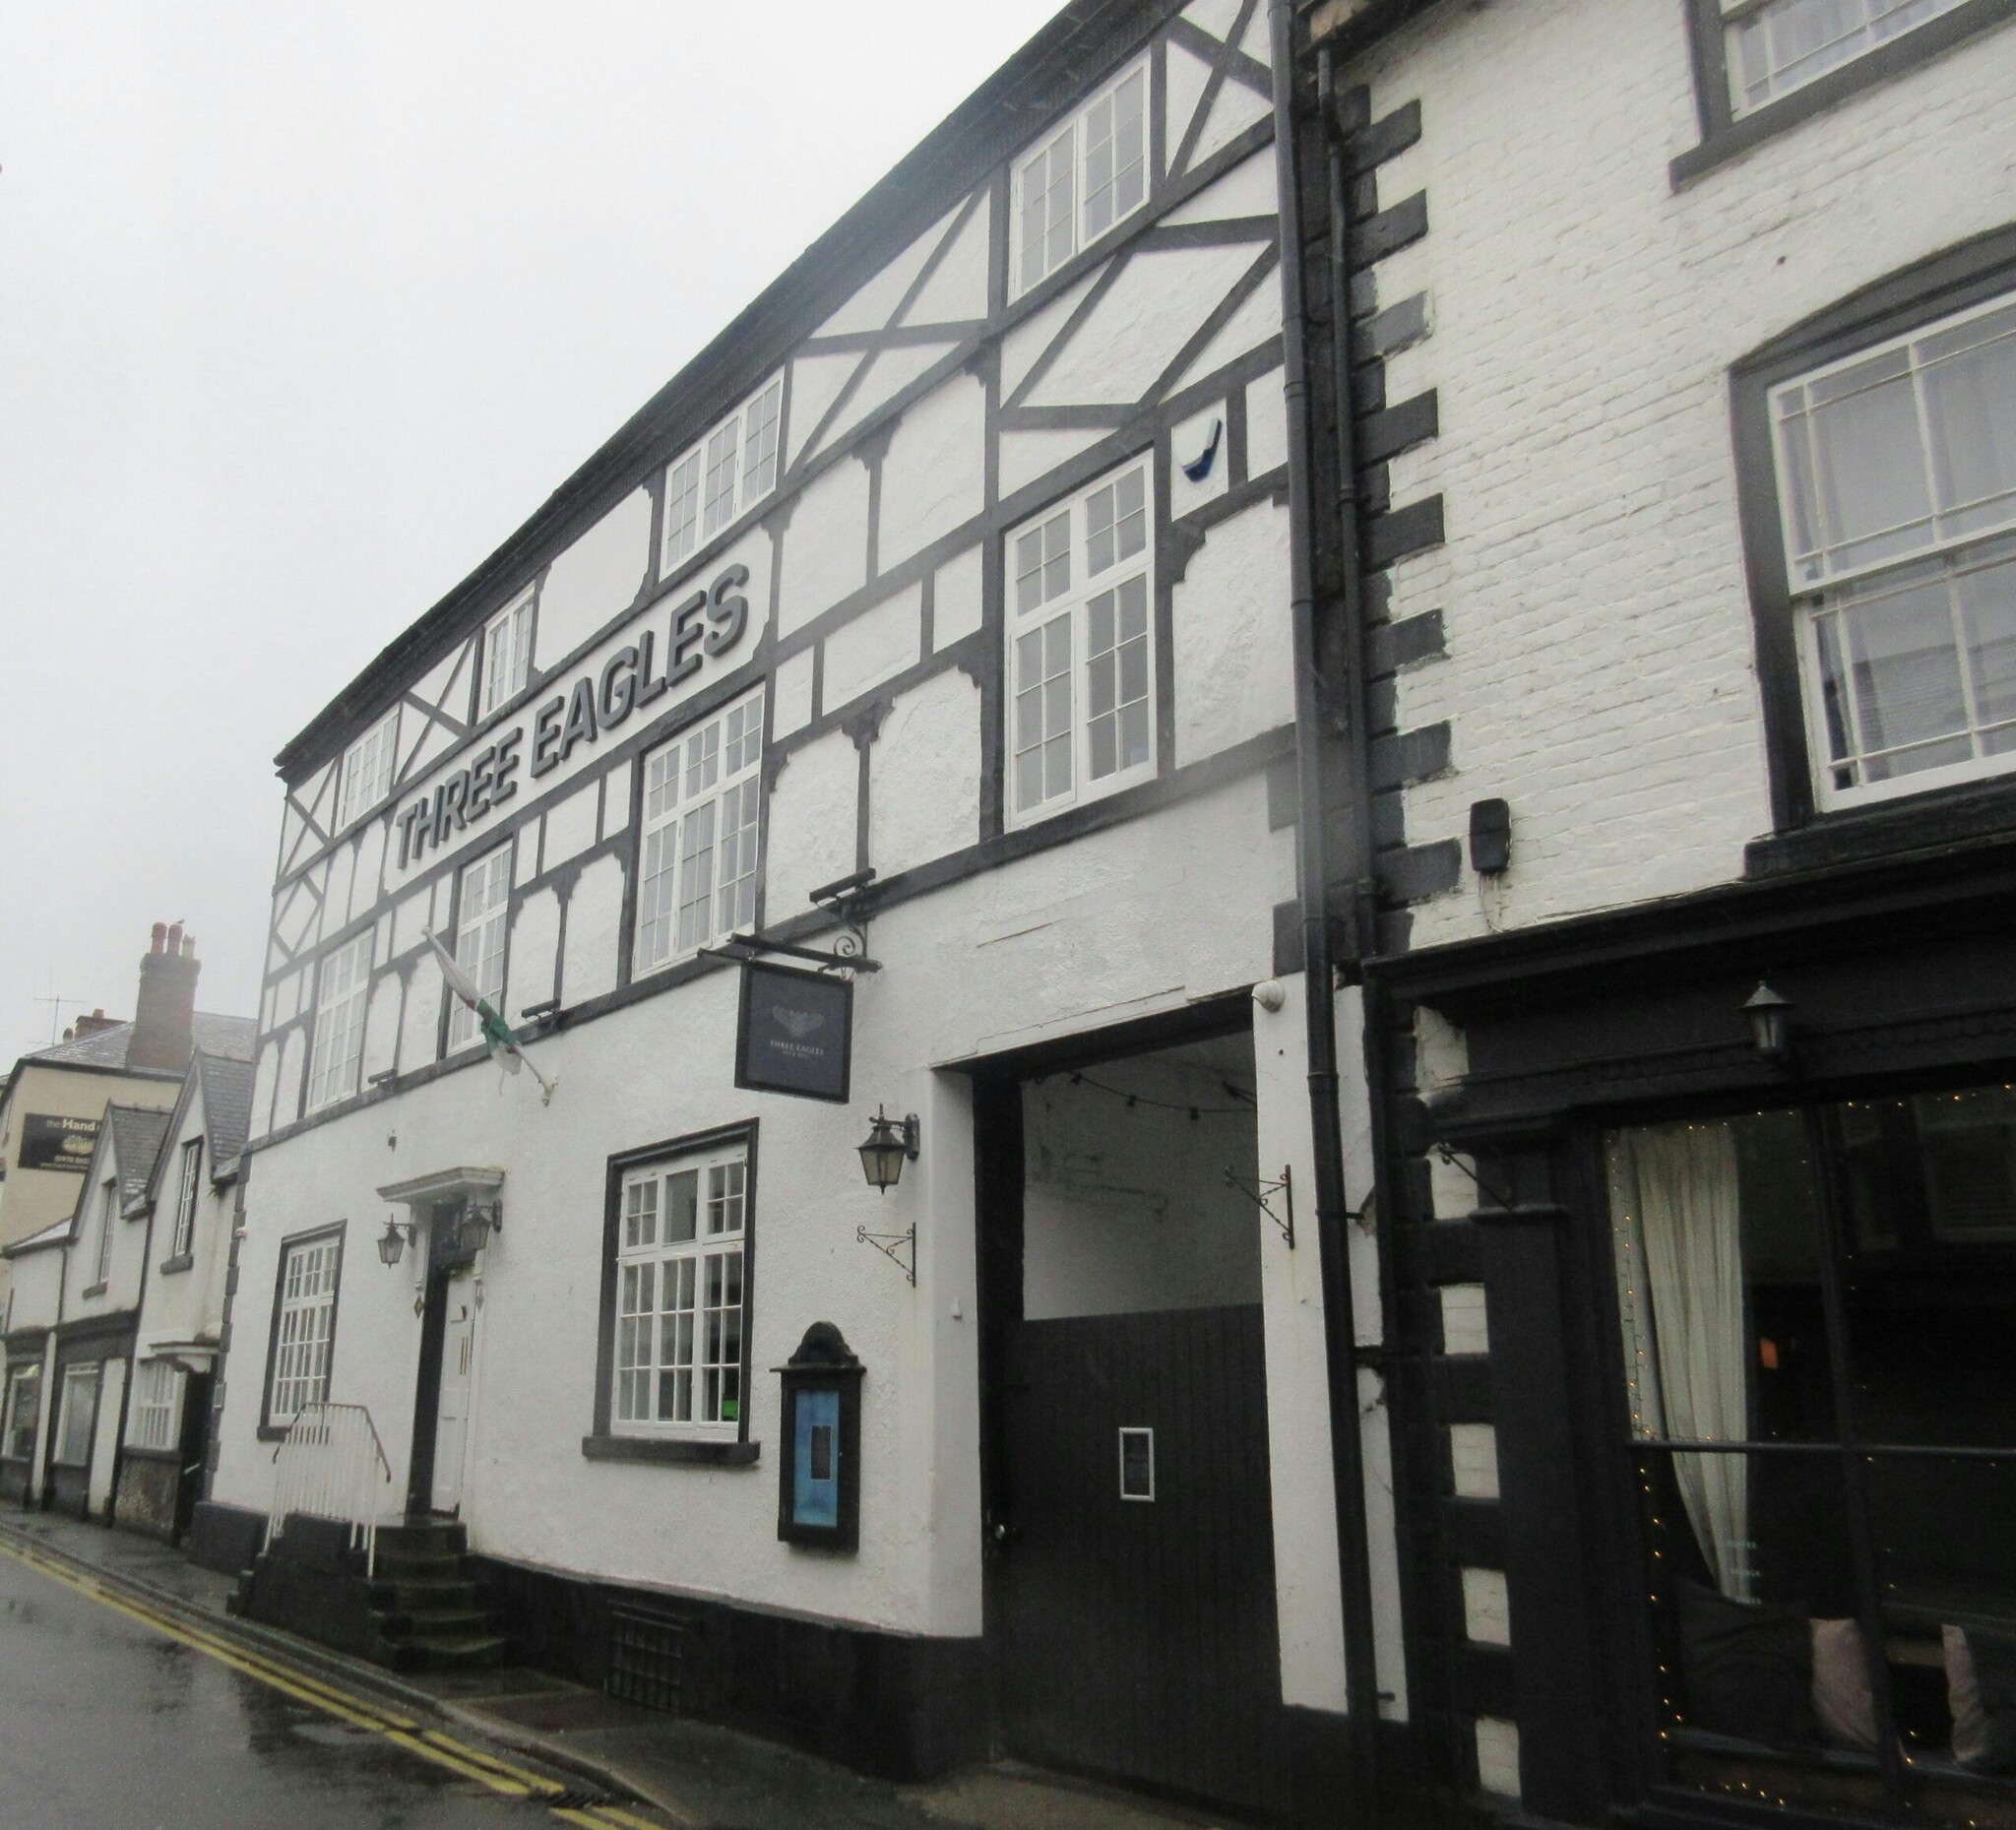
775, 1007, 825, 1041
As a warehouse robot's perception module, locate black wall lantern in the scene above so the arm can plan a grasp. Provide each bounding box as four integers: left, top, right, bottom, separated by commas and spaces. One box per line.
856, 1107, 919, 1193
775, 1322, 863, 1551
377, 1216, 416, 1267
1742, 981, 1796, 1063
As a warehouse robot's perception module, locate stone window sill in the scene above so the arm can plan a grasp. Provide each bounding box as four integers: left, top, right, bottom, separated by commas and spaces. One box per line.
82, 1283, 107, 1299
158, 1254, 195, 1276
580, 1433, 759, 1468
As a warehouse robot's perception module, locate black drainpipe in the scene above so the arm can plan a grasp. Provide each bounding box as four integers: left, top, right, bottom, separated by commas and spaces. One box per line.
1269, 1, 1384, 1817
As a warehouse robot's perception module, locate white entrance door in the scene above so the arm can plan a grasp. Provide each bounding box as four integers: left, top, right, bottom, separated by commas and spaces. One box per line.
430, 1278, 475, 1513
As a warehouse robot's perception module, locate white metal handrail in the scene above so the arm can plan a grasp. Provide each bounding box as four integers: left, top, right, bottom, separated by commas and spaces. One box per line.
266, 1402, 397, 1578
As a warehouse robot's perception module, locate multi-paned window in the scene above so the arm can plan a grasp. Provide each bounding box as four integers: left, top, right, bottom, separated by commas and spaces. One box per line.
170, 1136, 204, 1261
267, 1231, 341, 1428
307, 930, 372, 1109
128, 1359, 182, 1453
1720, 0, 1972, 116
479, 589, 535, 720
610, 1139, 749, 1437
53, 1363, 99, 1467
634, 690, 764, 974
3, 1366, 40, 1463
662, 376, 785, 575
1770, 289, 2016, 807
1608, 1088, 2016, 1822
1014, 59, 1148, 295
1006, 459, 1156, 825
90, 1176, 117, 1289
335, 706, 400, 831
448, 846, 512, 1051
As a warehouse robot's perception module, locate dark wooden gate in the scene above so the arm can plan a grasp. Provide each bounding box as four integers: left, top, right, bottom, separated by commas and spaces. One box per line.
994, 1304, 1288, 1814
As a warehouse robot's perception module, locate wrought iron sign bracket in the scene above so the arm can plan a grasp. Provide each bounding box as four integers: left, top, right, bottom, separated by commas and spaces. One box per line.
855, 1221, 916, 1286
1432, 1140, 1519, 1215
1226, 1165, 1295, 1248
700, 870, 883, 978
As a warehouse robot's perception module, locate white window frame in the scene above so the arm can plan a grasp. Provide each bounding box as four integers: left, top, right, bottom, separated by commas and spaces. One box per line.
1721, 0, 1971, 118
661, 375, 785, 577
306, 930, 373, 1110
1012, 56, 1150, 298
1004, 456, 1158, 829
633, 689, 765, 976
128, 1359, 182, 1454
1770, 287, 2016, 809
54, 1363, 100, 1467
169, 1136, 204, 1261
267, 1232, 341, 1429
447, 845, 512, 1052
4, 1366, 40, 1463
90, 1176, 117, 1289
335, 707, 400, 832
609, 1139, 750, 1440
478, 589, 536, 721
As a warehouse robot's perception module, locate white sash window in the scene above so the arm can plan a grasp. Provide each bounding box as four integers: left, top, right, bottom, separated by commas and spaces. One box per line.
170, 1136, 204, 1260
335, 706, 399, 831
307, 930, 373, 1109
612, 1142, 749, 1437
1006, 458, 1156, 826
129, 1359, 182, 1454
1722, 0, 1971, 117
662, 376, 785, 576
634, 690, 764, 974
268, 1233, 341, 1427
448, 846, 512, 1050
1014, 59, 1148, 295
1773, 290, 2016, 806
478, 589, 535, 720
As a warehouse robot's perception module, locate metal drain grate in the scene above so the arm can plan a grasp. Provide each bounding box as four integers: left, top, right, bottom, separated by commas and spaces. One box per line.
606, 1604, 690, 1715
542, 1787, 616, 1809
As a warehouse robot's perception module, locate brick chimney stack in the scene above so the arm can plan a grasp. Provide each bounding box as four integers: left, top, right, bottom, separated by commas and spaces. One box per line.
129, 920, 200, 1073
66, 1009, 118, 1042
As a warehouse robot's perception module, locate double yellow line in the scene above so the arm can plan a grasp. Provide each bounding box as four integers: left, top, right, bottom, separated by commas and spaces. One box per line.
0, 1537, 666, 1830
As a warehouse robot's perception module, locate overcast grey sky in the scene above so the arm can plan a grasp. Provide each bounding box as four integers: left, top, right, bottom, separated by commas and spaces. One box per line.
0, 1, 1067, 1068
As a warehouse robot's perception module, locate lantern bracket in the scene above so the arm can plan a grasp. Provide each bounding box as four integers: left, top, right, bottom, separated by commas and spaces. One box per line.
1225, 1165, 1295, 1248
855, 1221, 917, 1287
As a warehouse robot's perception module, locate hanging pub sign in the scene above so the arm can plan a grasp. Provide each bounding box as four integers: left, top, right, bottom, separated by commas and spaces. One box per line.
20, 1114, 100, 1173
734, 959, 852, 1104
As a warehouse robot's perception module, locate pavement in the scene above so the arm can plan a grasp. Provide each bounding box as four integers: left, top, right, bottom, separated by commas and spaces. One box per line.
0, 1509, 1231, 1830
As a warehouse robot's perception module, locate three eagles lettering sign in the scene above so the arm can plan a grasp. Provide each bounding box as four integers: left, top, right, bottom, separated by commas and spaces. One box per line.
734, 961, 852, 1104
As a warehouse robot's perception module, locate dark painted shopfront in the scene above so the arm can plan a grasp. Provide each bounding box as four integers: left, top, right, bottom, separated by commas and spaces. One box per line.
1378, 838, 2016, 1830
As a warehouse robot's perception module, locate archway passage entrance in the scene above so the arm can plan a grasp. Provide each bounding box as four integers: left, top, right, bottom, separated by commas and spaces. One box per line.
976, 1019, 1288, 1816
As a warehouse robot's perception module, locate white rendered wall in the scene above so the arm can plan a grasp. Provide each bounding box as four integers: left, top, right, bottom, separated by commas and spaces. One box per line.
1350, 0, 2016, 948
217, 777, 1294, 1640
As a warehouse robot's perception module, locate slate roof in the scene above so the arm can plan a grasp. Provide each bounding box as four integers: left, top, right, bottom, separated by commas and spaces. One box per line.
2, 1213, 77, 1257
196, 1052, 256, 1176
13, 1012, 255, 1079
107, 1106, 173, 1205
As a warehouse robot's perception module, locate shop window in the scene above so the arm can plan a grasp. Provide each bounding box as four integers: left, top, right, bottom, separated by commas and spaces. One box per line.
264, 1229, 342, 1431
1606, 1089, 2016, 1817
1004, 459, 1157, 828
606, 1136, 749, 1441
3, 1366, 40, 1463
129, 1359, 182, 1454
1013, 59, 1148, 296
446, 845, 511, 1052
632, 689, 764, 976
53, 1364, 100, 1468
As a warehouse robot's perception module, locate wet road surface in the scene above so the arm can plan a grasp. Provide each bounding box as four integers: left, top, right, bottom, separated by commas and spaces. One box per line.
0, 1543, 654, 1830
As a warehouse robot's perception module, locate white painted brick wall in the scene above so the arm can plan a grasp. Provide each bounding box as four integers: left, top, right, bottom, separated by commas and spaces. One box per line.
1350, 0, 2016, 946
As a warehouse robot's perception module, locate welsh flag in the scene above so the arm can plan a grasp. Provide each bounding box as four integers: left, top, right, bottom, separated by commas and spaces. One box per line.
425, 929, 557, 1105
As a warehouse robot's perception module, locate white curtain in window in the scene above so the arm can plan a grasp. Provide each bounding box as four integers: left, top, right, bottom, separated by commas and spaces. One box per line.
1609, 1122, 1752, 1600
